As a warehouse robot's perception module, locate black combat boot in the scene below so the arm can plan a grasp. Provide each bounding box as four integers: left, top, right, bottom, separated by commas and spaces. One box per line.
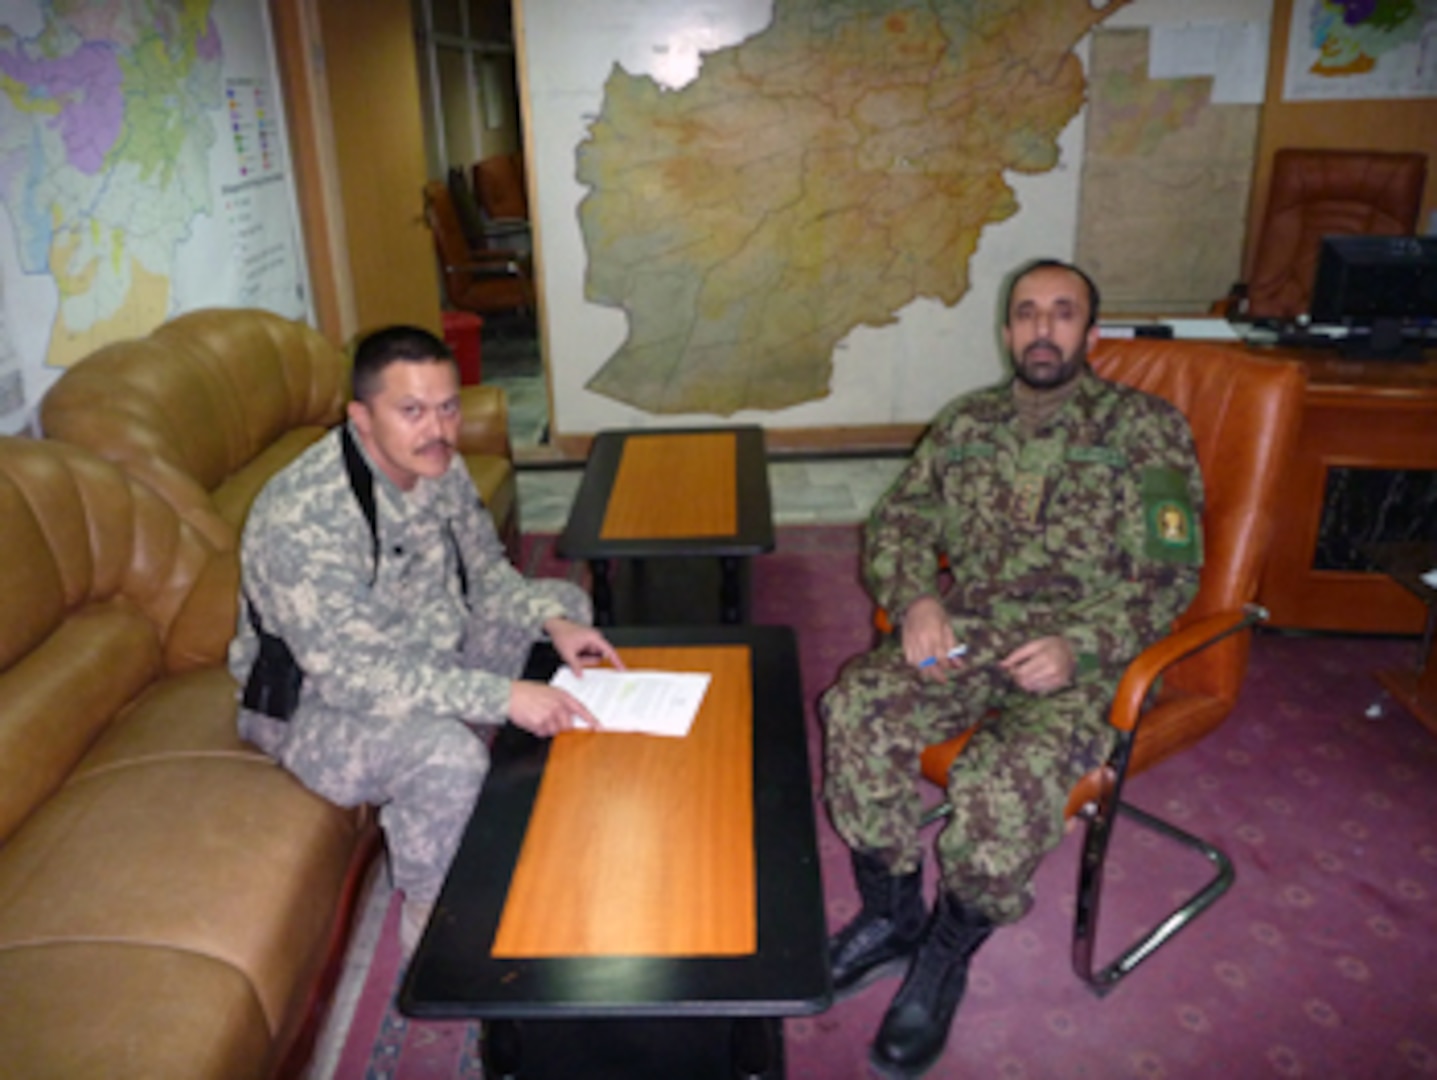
829, 851, 926, 996
869, 891, 994, 1078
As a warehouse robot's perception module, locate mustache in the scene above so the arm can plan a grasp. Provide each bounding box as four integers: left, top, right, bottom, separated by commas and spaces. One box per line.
1023, 339, 1061, 360
418, 439, 454, 453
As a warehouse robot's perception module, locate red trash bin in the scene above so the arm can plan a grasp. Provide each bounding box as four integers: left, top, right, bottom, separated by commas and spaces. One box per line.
441, 311, 483, 385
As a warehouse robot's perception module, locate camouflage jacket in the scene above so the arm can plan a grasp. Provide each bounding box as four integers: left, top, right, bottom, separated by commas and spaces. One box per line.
866, 369, 1204, 677
228, 424, 586, 723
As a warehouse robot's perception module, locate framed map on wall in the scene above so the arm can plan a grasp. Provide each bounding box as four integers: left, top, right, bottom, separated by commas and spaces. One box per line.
517, 0, 1273, 442
1282, 0, 1437, 101
0, 0, 311, 435
520, 0, 1123, 441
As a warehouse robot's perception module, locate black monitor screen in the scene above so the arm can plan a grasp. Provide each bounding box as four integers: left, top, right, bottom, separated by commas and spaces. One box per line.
1308, 235, 1437, 359
1310, 235, 1437, 323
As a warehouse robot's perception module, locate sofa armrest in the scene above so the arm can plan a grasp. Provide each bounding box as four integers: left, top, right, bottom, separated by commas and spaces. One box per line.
456, 385, 513, 462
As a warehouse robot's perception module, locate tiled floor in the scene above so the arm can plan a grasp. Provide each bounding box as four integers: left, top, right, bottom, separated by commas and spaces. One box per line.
481, 328, 909, 533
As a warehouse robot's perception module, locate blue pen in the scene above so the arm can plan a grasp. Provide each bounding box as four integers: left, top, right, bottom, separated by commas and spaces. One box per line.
918, 644, 968, 668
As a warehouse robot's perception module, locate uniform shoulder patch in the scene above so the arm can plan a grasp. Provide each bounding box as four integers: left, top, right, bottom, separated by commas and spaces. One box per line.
1141, 466, 1199, 563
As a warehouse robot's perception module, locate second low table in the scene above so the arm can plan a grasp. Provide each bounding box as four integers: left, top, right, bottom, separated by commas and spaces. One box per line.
557, 426, 775, 625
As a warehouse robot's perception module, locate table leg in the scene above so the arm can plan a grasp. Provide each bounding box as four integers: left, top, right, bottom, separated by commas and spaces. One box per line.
1417, 604, 1436, 680
730, 1017, 782, 1079
1374, 605, 1437, 737
720, 556, 744, 624
588, 559, 613, 626
481, 1019, 522, 1079
476, 1017, 783, 1078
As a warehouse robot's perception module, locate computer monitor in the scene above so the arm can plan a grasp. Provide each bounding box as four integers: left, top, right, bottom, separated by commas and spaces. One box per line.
1308, 235, 1437, 360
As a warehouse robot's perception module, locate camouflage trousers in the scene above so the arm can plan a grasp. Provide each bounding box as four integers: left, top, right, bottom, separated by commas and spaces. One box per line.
237, 603, 560, 908
820, 641, 1118, 925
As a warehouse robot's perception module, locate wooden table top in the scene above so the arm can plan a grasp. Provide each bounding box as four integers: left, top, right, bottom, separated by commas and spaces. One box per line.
493, 644, 756, 958
600, 432, 738, 540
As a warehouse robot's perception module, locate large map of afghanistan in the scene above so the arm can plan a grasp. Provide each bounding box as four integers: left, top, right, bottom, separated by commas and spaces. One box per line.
577, 0, 1129, 417
0, 2, 222, 369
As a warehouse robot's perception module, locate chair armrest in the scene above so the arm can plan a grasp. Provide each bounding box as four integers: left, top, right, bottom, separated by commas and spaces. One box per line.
447, 254, 526, 276
456, 384, 512, 461
483, 219, 530, 240
1108, 604, 1267, 733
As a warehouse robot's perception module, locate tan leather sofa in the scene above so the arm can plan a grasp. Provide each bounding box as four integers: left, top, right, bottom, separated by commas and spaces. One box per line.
39, 307, 519, 557
0, 436, 377, 1079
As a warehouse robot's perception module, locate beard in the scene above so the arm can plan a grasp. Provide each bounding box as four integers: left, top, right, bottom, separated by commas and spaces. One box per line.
1012, 338, 1087, 390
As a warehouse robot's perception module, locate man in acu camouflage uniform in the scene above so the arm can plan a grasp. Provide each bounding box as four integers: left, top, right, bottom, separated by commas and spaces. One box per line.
229, 325, 621, 956
821, 259, 1203, 1078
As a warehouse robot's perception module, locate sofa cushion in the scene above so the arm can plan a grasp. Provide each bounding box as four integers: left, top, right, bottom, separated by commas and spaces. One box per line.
0, 944, 272, 1080
0, 668, 368, 1047
211, 425, 333, 534
0, 605, 161, 845
466, 453, 516, 537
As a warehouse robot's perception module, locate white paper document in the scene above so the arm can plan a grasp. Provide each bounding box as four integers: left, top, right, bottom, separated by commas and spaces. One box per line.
550, 668, 711, 737
1159, 318, 1243, 341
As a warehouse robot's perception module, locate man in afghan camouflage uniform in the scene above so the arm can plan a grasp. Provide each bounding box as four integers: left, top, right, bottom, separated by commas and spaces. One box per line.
229, 326, 620, 955
821, 260, 1202, 1078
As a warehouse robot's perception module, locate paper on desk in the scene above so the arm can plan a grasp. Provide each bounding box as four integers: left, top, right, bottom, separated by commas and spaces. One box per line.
1159, 318, 1242, 341
550, 668, 711, 737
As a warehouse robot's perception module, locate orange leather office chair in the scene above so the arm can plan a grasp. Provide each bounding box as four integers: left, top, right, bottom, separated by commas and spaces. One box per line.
423, 180, 534, 321
881, 339, 1306, 995
1225, 149, 1427, 321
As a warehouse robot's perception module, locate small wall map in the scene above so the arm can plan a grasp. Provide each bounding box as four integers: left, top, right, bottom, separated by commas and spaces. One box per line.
1076, 27, 1261, 314
1283, 0, 1437, 100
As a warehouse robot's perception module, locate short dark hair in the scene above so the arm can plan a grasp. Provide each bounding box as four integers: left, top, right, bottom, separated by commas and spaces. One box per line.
351, 325, 455, 402
1003, 259, 1101, 330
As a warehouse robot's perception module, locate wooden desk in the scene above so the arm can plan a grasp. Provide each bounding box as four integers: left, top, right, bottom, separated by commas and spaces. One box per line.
399, 626, 830, 1079
1251, 346, 1437, 634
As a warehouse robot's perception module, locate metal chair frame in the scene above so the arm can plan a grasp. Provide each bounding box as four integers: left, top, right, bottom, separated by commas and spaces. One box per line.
920, 603, 1265, 997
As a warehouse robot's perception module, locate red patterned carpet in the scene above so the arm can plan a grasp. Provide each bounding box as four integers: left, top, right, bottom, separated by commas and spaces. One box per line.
326, 526, 1437, 1079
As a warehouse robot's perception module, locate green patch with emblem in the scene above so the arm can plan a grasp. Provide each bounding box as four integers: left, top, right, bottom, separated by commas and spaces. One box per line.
1141, 467, 1199, 563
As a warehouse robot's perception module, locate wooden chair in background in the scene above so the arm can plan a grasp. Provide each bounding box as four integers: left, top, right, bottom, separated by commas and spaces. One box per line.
423, 180, 534, 323
879, 340, 1307, 995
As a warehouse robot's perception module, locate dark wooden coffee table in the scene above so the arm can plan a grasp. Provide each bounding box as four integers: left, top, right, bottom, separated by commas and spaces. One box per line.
556, 426, 774, 625
398, 624, 831, 1079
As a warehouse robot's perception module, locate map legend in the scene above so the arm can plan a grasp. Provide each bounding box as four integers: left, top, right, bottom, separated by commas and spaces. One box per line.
226, 77, 280, 178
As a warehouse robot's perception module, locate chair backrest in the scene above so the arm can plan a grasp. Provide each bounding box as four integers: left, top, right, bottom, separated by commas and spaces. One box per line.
40, 308, 349, 551
473, 153, 528, 221
447, 166, 488, 249
1247, 149, 1427, 320
1091, 339, 1306, 711
424, 180, 474, 271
